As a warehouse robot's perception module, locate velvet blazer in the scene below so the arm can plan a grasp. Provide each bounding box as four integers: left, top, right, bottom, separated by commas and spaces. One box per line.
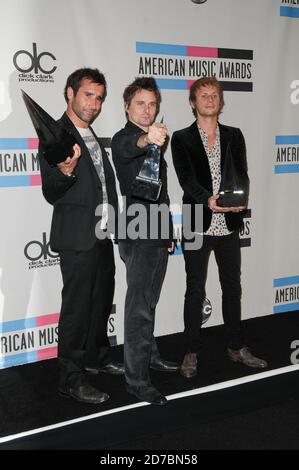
171, 121, 249, 233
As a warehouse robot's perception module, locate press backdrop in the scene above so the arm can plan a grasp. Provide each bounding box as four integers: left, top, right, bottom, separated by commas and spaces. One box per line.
0, 0, 298, 368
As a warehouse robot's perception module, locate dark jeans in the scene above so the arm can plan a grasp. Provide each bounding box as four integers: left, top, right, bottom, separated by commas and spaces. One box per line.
58, 239, 115, 389
183, 231, 243, 353
119, 242, 168, 387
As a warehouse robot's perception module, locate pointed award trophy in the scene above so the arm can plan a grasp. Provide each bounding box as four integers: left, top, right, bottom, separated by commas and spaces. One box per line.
21, 90, 76, 167
130, 120, 164, 202
217, 143, 247, 207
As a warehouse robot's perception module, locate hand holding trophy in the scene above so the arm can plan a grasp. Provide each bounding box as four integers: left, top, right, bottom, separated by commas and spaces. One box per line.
131, 118, 167, 202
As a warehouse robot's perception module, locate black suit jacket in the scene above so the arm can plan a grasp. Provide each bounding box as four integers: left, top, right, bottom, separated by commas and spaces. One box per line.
171, 121, 249, 233
39, 113, 118, 251
111, 120, 173, 246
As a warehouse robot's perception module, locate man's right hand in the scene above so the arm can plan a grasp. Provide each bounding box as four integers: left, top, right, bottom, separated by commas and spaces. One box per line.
208, 194, 246, 213
58, 144, 81, 175
147, 122, 168, 147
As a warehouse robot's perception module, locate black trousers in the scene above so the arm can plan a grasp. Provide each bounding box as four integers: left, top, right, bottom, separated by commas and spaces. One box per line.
183, 231, 243, 353
58, 239, 115, 389
119, 242, 168, 387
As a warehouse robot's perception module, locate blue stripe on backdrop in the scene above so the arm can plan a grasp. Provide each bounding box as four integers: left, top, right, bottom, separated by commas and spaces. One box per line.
275, 135, 299, 145
136, 42, 187, 56
0, 176, 31, 187
280, 6, 299, 18
156, 78, 188, 90
274, 302, 299, 314
274, 276, 299, 288
274, 164, 299, 174
0, 138, 29, 149
0, 317, 36, 333
0, 351, 38, 369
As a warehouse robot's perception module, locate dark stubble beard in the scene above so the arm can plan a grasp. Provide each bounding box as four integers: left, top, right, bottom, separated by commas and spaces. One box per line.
72, 103, 99, 125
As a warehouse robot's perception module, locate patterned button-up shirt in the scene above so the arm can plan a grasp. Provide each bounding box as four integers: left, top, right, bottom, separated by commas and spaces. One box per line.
198, 125, 231, 236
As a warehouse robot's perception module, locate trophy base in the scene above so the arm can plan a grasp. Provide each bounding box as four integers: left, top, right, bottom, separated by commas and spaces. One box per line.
217, 190, 246, 207
131, 176, 162, 202
41, 131, 77, 167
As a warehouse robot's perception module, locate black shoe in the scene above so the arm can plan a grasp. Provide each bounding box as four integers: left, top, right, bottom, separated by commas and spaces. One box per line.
150, 357, 179, 372
85, 362, 124, 375
59, 384, 109, 404
126, 384, 167, 405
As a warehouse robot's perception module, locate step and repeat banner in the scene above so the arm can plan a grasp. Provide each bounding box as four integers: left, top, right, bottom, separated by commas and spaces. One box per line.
0, 0, 298, 368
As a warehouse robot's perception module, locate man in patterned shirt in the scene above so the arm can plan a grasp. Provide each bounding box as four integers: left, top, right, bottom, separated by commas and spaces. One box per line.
171, 76, 267, 378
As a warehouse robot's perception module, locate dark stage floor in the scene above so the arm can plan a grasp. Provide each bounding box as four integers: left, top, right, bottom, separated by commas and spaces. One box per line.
0, 312, 299, 450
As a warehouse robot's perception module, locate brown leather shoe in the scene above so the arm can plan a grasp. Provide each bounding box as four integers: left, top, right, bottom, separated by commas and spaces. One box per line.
180, 352, 198, 378
227, 346, 268, 369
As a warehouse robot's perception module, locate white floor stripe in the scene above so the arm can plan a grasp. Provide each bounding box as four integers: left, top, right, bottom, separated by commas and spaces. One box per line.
168, 363, 299, 400
1, 363, 298, 444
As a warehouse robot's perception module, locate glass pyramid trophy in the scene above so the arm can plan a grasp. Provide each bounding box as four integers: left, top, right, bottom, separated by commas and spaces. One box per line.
217, 143, 247, 207
131, 137, 163, 202
22, 90, 76, 167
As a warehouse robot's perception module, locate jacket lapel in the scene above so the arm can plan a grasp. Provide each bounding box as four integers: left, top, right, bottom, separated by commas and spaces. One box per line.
219, 123, 230, 175
188, 121, 212, 187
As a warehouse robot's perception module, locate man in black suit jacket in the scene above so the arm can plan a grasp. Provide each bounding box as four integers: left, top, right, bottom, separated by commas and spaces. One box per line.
39, 68, 123, 404
171, 76, 267, 378
112, 77, 178, 406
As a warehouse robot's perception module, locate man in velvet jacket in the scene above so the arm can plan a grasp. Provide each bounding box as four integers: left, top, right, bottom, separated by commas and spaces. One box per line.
171, 76, 267, 378
39, 68, 123, 404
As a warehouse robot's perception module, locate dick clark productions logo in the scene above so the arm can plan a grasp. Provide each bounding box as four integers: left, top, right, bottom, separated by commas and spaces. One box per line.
13, 42, 57, 74
24, 232, 58, 261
